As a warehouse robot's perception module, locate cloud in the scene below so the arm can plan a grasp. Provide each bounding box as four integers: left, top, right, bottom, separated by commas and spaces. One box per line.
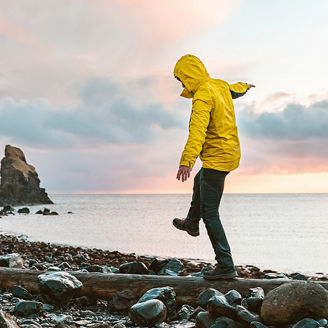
239, 100, 328, 140
237, 100, 328, 174
0, 78, 183, 148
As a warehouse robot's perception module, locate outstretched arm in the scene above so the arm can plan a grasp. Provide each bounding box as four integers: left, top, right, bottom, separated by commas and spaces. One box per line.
229, 82, 255, 99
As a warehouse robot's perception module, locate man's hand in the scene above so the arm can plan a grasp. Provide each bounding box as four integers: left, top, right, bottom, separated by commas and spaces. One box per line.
176, 165, 191, 182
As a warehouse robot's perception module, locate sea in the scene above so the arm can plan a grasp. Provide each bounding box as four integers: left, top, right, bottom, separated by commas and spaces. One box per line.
0, 193, 327, 275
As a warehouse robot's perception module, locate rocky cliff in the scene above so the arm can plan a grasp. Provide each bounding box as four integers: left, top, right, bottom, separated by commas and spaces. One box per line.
0, 145, 53, 206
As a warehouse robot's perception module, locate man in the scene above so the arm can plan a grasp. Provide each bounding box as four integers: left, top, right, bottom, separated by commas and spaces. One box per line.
172, 54, 255, 280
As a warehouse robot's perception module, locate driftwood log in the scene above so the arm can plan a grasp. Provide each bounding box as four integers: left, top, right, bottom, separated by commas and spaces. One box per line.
0, 268, 327, 305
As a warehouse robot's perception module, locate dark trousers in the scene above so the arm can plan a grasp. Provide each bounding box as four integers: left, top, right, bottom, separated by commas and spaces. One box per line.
187, 167, 235, 268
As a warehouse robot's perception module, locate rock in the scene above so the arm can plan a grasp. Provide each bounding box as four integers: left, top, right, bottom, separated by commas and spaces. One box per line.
195, 311, 216, 328
86, 264, 111, 273
112, 290, 136, 311
235, 305, 261, 324
38, 271, 83, 305
207, 295, 236, 320
49, 211, 58, 215
17, 207, 29, 214
2, 205, 14, 212
169, 319, 195, 327
112, 323, 126, 328
0, 145, 53, 206
264, 272, 289, 279
241, 287, 264, 313
197, 289, 224, 308
261, 281, 328, 325
158, 258, 183, 276
211, 317, 244, 328
224, 290, 242, 307
35, 210, 43, 214
292, 318, 321, 328
250, 322, 269, 328
318, 319, 327, 327
15, 300, 43, 316
0, 253, 24, 268
12, 285, 32, 300
129, 299, 167, 326
119, 261, 148, 274
0, 310, 20, 328
138, 286, 176, 319
149, 258, 169, 274
178, 304, 195, 320
290, 273, 308, 281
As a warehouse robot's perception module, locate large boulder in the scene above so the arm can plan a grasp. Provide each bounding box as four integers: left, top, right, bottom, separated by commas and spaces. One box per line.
38, 271, 83, 305
197, 288, 224, 308
261, 281, 328, 325
129, 299, 167, 326
0, 310, 20, 328
0, 145, 53, 206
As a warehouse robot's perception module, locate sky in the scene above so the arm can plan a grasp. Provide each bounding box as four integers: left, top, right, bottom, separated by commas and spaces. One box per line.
0, 0, 328, 193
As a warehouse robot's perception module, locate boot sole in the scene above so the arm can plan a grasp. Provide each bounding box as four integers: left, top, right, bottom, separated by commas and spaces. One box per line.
203, 273, 238, 280
172, 221, 200, 237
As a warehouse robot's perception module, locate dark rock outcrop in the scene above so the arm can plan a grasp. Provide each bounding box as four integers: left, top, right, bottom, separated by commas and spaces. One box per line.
0, 145, 53, 206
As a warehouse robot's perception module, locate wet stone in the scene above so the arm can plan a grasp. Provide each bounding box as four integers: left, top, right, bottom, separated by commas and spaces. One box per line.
119, 261, 148, 274
241, 287, 264, 313
318, 319, 328, 327
20, 319, 41, 327
197, 289, 224, 308
138, 286, 176, 319
292, 318, 321, 328
129, 299, 167, 326
178, 304, 195, 320
195, 311, 216, 328
224, 290, 242, 307
12, 285, 32, 300
15, 300, 43, 316
207, 295, 236, 320
38, 271, 83, 305
158, 258, 183, 276
0, 253, 24, 268
235, 305, 261, 324
149, 258, 170, 274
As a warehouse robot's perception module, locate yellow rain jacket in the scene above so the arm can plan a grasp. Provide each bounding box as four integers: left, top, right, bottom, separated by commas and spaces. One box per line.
174, 54, 250, 172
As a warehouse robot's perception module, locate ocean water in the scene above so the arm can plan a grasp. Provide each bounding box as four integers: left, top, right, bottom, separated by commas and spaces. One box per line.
0, 193, 327, 275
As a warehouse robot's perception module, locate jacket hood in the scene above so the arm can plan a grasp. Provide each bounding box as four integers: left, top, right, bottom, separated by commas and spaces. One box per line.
174, 54, 210, 98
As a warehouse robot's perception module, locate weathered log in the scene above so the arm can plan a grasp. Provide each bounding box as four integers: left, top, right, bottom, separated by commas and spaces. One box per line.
0, 268, 327, 305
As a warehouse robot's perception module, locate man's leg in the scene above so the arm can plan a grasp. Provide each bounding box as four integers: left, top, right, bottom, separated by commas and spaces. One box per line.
200, 168, 236, 279
172, 168, 201, 236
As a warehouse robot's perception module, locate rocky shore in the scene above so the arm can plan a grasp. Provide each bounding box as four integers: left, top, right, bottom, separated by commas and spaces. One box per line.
0, 233, 327, 328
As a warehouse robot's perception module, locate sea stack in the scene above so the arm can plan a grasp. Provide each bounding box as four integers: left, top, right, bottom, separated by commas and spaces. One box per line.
0, 145, 53, 206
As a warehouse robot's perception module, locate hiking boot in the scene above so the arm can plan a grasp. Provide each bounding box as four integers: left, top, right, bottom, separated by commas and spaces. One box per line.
203, 264, 238, 280
172, 218, 200, 237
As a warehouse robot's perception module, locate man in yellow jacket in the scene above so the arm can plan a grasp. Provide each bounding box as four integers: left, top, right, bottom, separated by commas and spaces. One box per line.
172, 54, 254, 280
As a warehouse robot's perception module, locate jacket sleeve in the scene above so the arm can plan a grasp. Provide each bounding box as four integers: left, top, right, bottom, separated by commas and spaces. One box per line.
179, 99, 212, 169
229, 82, 250, 99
